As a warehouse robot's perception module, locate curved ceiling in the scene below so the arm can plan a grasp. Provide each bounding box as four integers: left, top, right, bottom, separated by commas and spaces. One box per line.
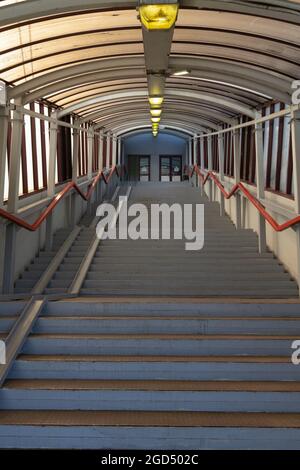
0, 0, 299, 136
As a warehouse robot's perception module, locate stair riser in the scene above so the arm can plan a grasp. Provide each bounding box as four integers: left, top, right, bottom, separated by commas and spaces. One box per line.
10, 361, 300, 382
32, 319, 300, 335
0, 426, 298, 450
81, 281, 294, 289
44, 302, 300, 317
1, 390, 300, 412
80, 288, 297, 297
21, 338, 294, 356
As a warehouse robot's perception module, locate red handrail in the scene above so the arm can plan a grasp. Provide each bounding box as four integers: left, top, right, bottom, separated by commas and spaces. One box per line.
0, 166, 119, 232
190, 164, 300, 232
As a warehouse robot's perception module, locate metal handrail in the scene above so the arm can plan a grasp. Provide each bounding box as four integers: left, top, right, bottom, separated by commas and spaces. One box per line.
0, 165, 119, 232
190, 164, 300, 232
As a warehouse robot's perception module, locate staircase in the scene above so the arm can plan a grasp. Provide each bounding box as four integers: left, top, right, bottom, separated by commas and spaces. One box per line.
0, 300, 300, 449
82, 182, 298, 297
1, 181, 300, 449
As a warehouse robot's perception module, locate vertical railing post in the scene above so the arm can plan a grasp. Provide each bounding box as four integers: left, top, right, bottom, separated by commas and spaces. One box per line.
290, 109, 300, 293
45, 111, 58, 251
207, 135, 213, 201
0, 103, 9, 293
70, 121, 80, 227
3, 98, 23, 293
233, 124, 242, 229
97, 130, 104, 204
193, 135, 198, 187
87, 126, 94, 215
112, 134, 117, 167
188, 138, 192, 169
199, 136, 204, 196
255, 111, 267, 253
218, 130, 225, 217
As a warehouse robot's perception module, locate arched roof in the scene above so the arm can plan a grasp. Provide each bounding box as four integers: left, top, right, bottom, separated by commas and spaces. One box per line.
0, 0, 299, 136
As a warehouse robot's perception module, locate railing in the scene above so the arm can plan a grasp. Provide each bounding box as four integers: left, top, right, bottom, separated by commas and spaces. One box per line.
190, 164, 300, 232
0, 166, 119, 232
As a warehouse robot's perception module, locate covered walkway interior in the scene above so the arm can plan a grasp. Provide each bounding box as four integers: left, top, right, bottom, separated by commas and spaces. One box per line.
1, 0, 300, 450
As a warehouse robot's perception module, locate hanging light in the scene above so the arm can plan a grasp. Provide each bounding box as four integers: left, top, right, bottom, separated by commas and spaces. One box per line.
149, 96, 164, 107
151, 117, 161, 123
150, 109, 162, 117
139, 2, 179, 31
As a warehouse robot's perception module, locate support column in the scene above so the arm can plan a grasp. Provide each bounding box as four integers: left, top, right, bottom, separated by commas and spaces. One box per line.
207, 135, 213, 201
70, 123, 80, 227
233, 126, 242, 229
98, 130, 104, 171
106, 132, 111, 169
112, 134, 117, 166
3, 98, 23, 293
291, 109, 300, 292
87, 127, 94, 181
255, 111, 267, 253
45, 111, 58, 251
0, 105, 9, 293
218, 131, 225, 217
188, 138, 192, 168
117, 138, 122, 166
0, 106, 8, 207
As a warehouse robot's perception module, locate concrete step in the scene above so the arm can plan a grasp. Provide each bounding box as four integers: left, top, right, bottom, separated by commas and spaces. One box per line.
20, 333, 295, 356
10, 355, 300, 382
0, 410, 299, 449
84, 271, 290, 281
89, 263, 283, 273
82, 279, 295, 290
32, 316, 300, 335
80, 287, 297, 297
1, 380, 300, 412
43, 301, 300, 317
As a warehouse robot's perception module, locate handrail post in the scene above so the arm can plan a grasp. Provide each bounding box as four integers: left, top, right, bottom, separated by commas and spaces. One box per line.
70, 122, 80, 227
207, 135, 213, 200
87, 126, 94, 216
233, 125, 242, 229
291, 108, 300, 293
45, 111, 58, 251
0, 104, 9, 293
255, 111, 267, 253
112, 134, 117, 167
3, 98, 23, 294
217, 131, 225, 217
199, 136, 204, 196
193, 135, 198, 187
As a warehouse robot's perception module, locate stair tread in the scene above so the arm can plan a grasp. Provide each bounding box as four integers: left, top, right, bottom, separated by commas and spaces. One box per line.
16, 354, 293, 363
1, 410, 300, 428
4, 379, 300, 392
28, 333, 297, 340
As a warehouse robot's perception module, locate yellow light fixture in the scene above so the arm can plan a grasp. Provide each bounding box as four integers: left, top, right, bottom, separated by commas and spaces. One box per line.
151, 117, 161, 123
149, 96, 164, 107
139, 3, 179, 31
150, 109, 162, 117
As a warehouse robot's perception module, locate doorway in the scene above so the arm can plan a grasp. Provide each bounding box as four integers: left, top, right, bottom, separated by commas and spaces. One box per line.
128, 155, 151, 182
159, 156, 182, 182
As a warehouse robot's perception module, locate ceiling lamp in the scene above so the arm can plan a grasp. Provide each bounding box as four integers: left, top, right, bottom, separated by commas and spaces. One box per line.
149, 96, 164, 107
139, 2, 179, 31
151, 117, 161, 123
172, 69, 191, 77
150, 109, 162, 117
